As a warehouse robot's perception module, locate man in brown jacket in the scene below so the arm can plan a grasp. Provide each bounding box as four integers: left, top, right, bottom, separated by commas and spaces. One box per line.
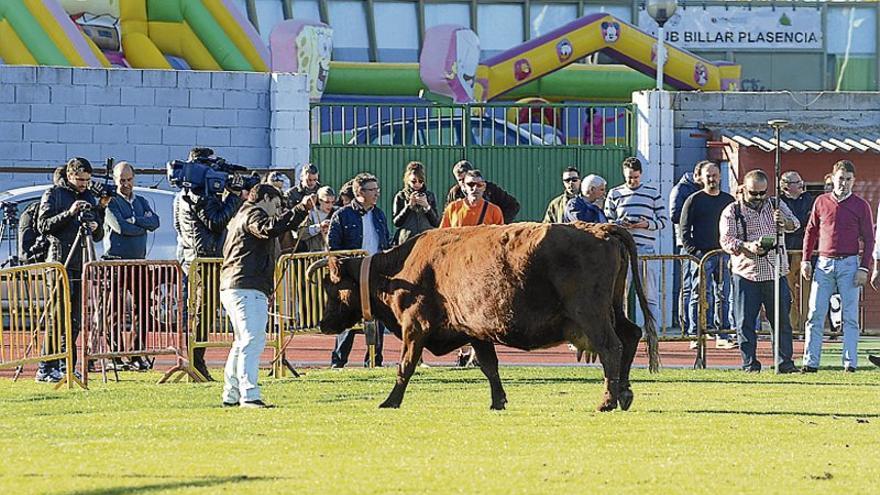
218, 184, 311, 408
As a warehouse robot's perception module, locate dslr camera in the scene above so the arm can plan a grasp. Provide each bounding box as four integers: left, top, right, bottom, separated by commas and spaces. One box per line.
166, 155, 260, 195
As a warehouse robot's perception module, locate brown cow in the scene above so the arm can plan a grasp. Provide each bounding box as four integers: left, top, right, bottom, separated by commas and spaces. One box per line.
306, 222, 659, 412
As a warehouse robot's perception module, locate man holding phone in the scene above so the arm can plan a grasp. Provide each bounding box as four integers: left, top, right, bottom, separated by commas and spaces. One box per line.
604, 157, 667, 327
719, 169, 800, 373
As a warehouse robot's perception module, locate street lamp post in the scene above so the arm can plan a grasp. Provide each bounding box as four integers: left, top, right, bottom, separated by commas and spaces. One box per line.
646, 0, 678, 90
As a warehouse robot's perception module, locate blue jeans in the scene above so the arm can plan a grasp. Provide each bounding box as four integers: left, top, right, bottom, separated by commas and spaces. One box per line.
732, 274, 794, 371
678, 247, 693, 332
688, 253, 732, 336
220, 288, 268, 403
629, 244, 660, 328
332, 325, 385, 367
803, 256, 862, 369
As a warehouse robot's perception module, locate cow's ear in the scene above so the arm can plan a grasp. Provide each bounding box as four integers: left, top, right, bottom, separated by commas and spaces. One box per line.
328, 257, 343, 284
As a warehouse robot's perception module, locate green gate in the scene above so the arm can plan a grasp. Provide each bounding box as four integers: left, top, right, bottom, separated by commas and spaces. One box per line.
310, 102, 635, 221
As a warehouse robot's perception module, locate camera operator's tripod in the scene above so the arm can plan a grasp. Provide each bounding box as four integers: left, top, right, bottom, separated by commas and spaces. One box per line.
12, 215, 100, 384
0, 202, 21, 268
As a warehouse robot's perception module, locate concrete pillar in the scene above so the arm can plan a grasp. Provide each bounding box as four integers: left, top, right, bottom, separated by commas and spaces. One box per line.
632, 90, 675, 253
270, 72, 310, 171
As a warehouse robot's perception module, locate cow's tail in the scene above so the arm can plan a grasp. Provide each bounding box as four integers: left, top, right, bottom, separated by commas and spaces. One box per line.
610, 227, 660, 373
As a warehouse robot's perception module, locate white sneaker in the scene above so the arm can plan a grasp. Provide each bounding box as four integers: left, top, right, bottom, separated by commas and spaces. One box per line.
715, 337, 737, 350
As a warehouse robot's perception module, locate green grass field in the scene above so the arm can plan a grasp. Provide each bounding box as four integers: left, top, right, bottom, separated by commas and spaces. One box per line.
1, 365, 879, 495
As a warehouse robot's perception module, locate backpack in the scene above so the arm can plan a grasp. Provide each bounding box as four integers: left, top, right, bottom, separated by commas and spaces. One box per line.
19, 201, 49, 263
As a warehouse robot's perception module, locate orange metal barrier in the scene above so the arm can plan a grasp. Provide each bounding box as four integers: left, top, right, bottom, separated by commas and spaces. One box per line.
81, 260, 198, 385
0, 262, 83, 389
273, 249, 369, 377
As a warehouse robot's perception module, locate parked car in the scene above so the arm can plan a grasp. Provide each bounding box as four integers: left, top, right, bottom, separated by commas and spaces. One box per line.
0, 185, 178, 263
347, 116, 564, 146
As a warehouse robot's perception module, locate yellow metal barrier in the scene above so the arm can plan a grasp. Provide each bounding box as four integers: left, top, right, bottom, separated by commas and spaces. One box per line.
0, 262, 83, 389
272, 249, 369, 377
636, 254, 699, 339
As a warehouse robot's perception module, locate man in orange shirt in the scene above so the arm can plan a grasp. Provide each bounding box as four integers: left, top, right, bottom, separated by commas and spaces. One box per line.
441, 169, 503, 366
440, 169, 504, 227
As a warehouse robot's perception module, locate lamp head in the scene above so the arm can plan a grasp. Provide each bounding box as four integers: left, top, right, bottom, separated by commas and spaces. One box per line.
647, 0, 678, 26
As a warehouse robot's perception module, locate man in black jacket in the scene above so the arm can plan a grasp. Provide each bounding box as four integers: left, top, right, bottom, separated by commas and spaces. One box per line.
173, 148, 247, 380
445, 160, 520, 223
219, 184, 311, 408
36, 157, 108, 382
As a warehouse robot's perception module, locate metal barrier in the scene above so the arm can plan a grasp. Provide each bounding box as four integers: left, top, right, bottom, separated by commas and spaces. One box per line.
187, 258, 237, 382
692, 249, 866, 368
81, 260, 198, 385
0, 262, 83, 389
273, 249, 369, 377
635, 254, 699, 338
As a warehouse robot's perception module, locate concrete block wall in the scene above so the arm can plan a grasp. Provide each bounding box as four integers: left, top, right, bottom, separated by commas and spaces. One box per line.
0, 66, 310, 188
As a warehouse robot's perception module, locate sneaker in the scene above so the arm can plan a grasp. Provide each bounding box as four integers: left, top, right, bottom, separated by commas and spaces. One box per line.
241, 400, 274, 409
801, 366, 819, 373
778, 365, 799, 374
688, 340, 699, 350
35, 369, 60, 383
844, 366, 856, 373
716, 338, 737, 350
869, 355, 880, 368
222, 401, 239, 408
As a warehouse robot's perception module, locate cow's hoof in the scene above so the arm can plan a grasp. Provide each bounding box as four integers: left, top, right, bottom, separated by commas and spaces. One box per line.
378, 400, 401, 409
618, 389, 634, 411
596, 399, 618, 412
490, 398, 507, 410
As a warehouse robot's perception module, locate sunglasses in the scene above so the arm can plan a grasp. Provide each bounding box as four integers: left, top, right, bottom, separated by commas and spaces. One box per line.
748, 190, 768, 197
563, 177, 580, 183
463, 181, 486, 189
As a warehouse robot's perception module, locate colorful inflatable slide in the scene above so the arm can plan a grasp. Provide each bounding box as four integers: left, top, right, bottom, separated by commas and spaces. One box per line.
0, 0, 106, 67
421, 13, 741, 103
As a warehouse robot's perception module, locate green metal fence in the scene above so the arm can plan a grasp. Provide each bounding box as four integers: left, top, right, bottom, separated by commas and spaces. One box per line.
310, 102, 635, 221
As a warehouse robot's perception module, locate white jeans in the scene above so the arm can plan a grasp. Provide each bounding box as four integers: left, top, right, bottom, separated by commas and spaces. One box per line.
220, 288, 268, 403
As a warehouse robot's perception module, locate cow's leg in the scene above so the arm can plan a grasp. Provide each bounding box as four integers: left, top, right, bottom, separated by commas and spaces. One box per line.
615, 311, 642, 411
471, 340, 507, 410
565, 318, 622, 412
378, 330, 424, 409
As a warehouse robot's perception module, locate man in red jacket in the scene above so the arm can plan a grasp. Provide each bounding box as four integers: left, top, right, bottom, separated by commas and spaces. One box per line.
801, 160, 875, 373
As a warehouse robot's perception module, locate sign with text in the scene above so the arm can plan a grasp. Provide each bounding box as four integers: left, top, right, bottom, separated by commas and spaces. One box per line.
638, 6, 822, 50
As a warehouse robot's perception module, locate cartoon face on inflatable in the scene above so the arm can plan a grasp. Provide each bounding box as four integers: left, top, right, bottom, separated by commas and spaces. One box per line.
694, 63, 709, 86
419, 25, 481, 103
296, 25, 333, 97
601, 22, 620, 43
514, 59, 532, 81
556, 39, 573, 62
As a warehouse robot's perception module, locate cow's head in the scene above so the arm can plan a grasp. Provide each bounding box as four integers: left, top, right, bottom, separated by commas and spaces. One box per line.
306, 256, 363, 334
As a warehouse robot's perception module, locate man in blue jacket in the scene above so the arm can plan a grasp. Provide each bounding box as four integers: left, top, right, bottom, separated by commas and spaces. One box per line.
103, 162, 160, 370
328, 173, 390, 367
669, 163, 703, 333
104, 162, 160, 259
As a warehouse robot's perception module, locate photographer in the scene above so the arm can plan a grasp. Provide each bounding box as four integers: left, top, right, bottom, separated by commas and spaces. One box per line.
719, 169, 799, 373
173, 147, 247, 380
219, 184, 312, 408
35, 157, 109, 383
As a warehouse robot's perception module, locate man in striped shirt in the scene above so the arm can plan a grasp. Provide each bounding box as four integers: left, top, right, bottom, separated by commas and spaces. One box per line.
604, 156, 668, 326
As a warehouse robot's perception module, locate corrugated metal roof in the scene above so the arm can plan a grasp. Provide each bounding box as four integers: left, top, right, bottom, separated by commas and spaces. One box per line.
716, 127, 880, 154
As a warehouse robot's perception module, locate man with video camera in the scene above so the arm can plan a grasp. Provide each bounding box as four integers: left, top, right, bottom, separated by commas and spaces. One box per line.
219, 184, 313, 408
173, 147, 250, 380
35, 157, 109, 382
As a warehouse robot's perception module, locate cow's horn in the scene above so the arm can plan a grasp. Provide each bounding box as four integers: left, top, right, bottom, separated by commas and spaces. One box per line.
304, 257, 330, 284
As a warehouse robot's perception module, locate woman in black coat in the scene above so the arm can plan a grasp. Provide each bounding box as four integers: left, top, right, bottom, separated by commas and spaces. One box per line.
391, 161, 440, 244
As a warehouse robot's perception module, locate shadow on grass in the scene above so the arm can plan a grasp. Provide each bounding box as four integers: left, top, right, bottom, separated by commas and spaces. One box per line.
660, 409, 880, 419
54, 475, 278, 495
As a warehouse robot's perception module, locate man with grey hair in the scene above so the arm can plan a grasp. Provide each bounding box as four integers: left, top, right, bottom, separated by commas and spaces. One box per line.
780, 170, 814, 331
563, 174, 607, 223
104, 161, 160, 260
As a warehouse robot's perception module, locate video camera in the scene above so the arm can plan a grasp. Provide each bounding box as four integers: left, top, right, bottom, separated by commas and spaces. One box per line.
1, 201, 18, 222
166, 155, 260, 195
